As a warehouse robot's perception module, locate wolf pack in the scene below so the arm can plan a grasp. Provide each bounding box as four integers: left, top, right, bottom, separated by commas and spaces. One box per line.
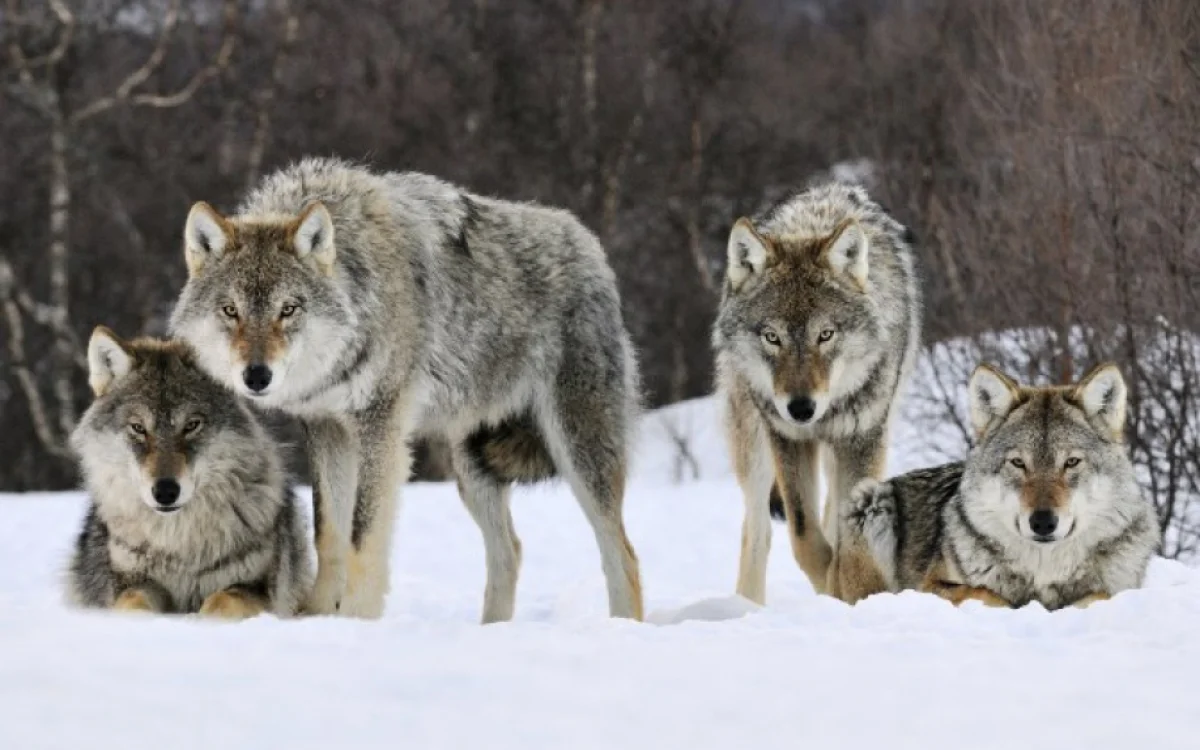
65, 158, 1160, 622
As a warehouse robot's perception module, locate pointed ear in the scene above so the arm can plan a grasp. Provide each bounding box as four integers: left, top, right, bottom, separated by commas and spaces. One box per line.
726, 218, 773, 291
969, 363, 1021, 438
87, 326, 134, 397
1075, 363, 1127, 438
292, 202, 336, 274
824, 220, 869, 286
184, 202, 232, 277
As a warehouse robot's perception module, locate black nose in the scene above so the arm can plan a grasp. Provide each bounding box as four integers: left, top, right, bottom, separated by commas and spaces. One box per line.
151, 478, 181, 506
243, 364, 272, 392
787, 396, 817, 423
1029, 509, 1058, 537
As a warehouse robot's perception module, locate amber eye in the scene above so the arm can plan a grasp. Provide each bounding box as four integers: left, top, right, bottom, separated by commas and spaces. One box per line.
1064, 457, 1081, 469
182, 418, 204, 435
762, 330, 782, 346
280, 304, 298, 319
1009, 457, 1026, 470
221, 305, 238, 319
129, 423, 147, 438
818, 329, 835, 343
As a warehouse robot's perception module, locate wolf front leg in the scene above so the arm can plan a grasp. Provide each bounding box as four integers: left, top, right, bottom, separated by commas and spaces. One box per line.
112, 584, 172, 614
770, 434, 832, 594
199, 586, 269, 620
1070, 592, 1112, 609
825, 428, 889, 596
341, 396, 409, 620
303, 417, 359, 616
727, 398, 774, 605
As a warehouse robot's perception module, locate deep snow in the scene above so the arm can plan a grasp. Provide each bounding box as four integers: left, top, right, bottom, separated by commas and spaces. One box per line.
1, 395, 1199, 750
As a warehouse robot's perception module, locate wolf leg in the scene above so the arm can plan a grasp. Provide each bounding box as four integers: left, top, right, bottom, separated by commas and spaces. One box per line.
112, 585, 171, 614
452, 444, 522, 624
303, 417, 359, 616
199, 587, 269, 620
342, 397, 409, 620
770, 435, 832, 594
825, 429, 889, 596
728, 397, 773, 604
925, 580, 1011, 608
538, 401, 642, 621
1071, 592, 1111, 609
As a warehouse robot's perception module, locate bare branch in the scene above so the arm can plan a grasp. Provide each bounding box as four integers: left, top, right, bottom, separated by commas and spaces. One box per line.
0, 260, 71, 459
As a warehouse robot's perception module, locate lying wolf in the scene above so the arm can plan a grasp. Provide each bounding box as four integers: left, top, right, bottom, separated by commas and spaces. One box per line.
68, 328, 311, 618
838, 362, 1160, 609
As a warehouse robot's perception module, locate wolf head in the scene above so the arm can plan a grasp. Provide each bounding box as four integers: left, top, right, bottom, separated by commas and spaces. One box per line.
71, 328, 268, 514
168, 201, 355, 405
715, 210, 884, 428
961, 362, 1140, 546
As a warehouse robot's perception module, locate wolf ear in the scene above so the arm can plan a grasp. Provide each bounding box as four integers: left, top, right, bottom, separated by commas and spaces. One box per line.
1075, 363, 1127, 438
824, 220, 869, 286
726, 218, 773, 291
969, 363, 1021, 438
88, 326, 134, 397
184, 202, 232, 277
292, 202, 336, 274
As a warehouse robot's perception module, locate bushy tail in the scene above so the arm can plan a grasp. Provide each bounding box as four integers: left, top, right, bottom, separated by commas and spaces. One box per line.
768, 484, 786, 521
466, 414, 557, 484
842, 478, 898, 589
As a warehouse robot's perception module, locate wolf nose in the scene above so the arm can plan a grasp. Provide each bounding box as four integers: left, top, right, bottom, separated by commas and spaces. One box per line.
243, 364, 273, 392
151, 478, 181, 506
787, 396, 817, 423
1029, 509, 1058, 537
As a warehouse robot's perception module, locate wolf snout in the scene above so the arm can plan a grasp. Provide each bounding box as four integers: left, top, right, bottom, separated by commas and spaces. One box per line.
786, 396, 817, 423
243, 364, 273, 393
1029, 509, 1058, 540
151, 478, 182, 509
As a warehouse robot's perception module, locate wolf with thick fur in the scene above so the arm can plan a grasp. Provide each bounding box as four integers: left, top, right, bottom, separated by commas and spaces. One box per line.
170, 157, 643, 622
838, 363, 1160, 609
68, 329, 311, 618
713, 182, 921, 604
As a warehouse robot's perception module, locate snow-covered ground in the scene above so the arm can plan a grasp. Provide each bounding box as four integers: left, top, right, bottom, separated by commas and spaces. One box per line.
2, 395, 1199, 749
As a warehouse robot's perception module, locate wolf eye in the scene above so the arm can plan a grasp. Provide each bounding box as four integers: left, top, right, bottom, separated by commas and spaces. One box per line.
221, 305, 239, 319
762, 330, 782, 347
182, 418, 204, 435
279, 304, 298, 319
818, 329, 835, 343
1009, 458, 1026, 470
1064, 457, 1081, 469
129, 423, 147, 438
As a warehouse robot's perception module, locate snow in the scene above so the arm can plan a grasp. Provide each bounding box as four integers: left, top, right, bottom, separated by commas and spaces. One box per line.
3, 395, 1200, 749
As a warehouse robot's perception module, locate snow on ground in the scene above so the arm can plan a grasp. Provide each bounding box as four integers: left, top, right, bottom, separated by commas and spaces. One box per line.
2, 395, 1200, 749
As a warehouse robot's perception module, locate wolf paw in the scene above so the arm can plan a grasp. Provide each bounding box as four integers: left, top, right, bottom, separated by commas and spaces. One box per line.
112, 589, 160, 614
304, 565, 347, 615
199, 590, 266, 620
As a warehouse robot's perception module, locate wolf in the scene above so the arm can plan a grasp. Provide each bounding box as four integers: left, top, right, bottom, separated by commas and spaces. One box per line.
837, 363, 1161, 610
169, 157, 643, 622
67, 328, 312, 618
713, 182, 921, 604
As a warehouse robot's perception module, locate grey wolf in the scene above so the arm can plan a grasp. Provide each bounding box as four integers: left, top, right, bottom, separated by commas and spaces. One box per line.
837, 362, 1161, 609
67, 329, 312, 618
170, 157, 643, 622
713, 182, 921, 603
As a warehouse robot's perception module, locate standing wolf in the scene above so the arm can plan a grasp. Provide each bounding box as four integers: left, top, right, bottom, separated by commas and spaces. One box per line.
68, 329, 311, 618
170, 157, 643, 622
837, 363, 1160, 609
713, 183, 920, 604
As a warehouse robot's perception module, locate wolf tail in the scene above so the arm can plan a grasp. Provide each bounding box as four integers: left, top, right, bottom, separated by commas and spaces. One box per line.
466, 415, 558, 484
768, 484, 786, 521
